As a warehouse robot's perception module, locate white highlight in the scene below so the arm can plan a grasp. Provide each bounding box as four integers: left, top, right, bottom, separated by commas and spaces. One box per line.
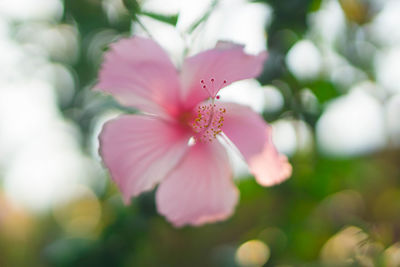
286, 40, 322, 80
272, 119, 313, 156
316, 86, 386, 157
264, 85, 284, 113
308, 0, 346, 45
0, 0, 63, 21
375, 48, 400, 94
136, 0, 271, 56
370, 0, 400, 46
218, 79, 266, 113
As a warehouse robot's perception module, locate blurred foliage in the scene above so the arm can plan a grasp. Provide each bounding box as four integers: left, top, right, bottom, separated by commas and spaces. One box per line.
1, 0, 399, 266
32, 150, 400, 267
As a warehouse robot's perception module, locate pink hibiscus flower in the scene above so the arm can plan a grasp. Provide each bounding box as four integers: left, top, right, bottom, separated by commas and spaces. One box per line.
95, 36, 292, 227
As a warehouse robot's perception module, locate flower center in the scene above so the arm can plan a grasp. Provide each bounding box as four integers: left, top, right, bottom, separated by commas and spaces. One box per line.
191, 101, 226, 143
178, 77, 229, 143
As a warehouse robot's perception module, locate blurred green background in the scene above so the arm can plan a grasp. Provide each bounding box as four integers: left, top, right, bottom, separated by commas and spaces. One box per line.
0, 0, 399, 266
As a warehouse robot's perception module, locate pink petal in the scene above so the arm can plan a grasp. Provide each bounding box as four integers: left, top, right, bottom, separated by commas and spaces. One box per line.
99, 115, 190, 203
221, 102, 292, 186
156, 141, 239, 227
180, 42, 267, 108
95, 37, 182, 118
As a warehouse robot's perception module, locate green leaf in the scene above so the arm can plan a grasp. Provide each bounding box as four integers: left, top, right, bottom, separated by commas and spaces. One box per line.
122, 0, 140, 19
308, 80, 340, 104
140, 11, 179, 26
309, 0, 323, 12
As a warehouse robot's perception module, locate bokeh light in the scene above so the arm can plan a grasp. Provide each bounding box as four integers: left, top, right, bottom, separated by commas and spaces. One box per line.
235, 240, 270, 267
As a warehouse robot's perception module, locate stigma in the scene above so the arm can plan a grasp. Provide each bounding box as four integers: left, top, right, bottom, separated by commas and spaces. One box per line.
200, 78, 227, 98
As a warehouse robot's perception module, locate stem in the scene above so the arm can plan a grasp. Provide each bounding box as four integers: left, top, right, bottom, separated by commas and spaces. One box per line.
187, 0, 219, 34
135, 16, 155, 39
